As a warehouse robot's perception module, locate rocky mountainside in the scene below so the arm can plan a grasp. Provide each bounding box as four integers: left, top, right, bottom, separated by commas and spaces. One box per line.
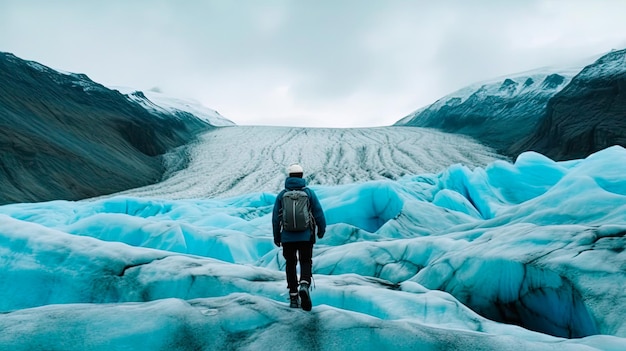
0, 52, 213, 204
396, 49, 626, 161
395, 66, 581, 154
510, 49, 626, 160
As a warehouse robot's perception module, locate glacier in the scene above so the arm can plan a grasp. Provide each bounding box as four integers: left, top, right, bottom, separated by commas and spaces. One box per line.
1, 132, 626, 349
113, 126, 504, 199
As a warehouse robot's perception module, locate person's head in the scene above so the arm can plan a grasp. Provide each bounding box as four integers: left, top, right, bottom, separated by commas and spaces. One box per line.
287, 164, 303, 178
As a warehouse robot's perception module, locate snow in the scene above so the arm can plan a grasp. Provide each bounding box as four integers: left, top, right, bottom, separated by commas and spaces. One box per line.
114, 86, 235, 127
1, 126, 626, 349
396, 61, 589, 125
577, 49, 626, 80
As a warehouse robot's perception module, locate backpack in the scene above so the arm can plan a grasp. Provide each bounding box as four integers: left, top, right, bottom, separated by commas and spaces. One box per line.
281, 189, 312, 232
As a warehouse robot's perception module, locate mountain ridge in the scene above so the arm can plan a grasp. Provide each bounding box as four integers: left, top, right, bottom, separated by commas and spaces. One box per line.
395, 63, 581, 155
396, 48, 626, 161
511, 48, 626, 160
0, 52, 212, 204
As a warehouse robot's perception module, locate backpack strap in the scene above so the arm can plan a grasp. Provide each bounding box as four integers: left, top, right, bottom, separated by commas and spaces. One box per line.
302, 187, 316, 233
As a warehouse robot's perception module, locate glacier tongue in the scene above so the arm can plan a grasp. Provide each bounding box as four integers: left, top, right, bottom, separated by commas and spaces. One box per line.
113, 125, 504, 199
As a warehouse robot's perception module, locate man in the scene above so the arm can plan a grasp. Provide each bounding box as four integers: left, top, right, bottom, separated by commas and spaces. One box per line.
272, 164, 326, 311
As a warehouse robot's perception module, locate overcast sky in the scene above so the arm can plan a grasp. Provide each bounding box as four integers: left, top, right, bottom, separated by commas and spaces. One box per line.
2, 0, 626, 127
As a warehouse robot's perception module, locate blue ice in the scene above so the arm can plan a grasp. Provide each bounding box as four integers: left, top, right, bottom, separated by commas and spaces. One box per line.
1, 147, 626, 349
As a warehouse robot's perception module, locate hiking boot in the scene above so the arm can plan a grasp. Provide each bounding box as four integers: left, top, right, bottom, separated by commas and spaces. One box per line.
289, 293, 300, 308
298, 281, 312, 311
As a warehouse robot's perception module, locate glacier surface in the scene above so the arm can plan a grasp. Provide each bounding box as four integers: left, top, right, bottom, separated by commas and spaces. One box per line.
116, 126, 504, 199
1, 135, 626, 349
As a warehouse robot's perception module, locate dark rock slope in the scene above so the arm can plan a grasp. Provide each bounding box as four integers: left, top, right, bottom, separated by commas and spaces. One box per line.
510, 49, 626, 160
0, 52, 210, 204
395, 68, 580, 155
396, 49, 626, 161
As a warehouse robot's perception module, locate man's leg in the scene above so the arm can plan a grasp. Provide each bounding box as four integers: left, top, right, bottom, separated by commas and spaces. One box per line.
297, 241, 314, 311
298, 241, 313, 284
281, 242, 299, 293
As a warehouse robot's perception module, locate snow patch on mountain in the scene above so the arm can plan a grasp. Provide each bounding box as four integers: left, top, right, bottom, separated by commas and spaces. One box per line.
114, 86, 235, 127
397, 64, 583, 126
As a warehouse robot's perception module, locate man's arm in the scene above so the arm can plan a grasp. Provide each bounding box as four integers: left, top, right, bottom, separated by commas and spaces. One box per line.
309, 189, 326, 237
272, 192, 284, 246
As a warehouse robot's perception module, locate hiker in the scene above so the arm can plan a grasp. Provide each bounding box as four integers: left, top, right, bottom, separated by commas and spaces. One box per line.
272, 164, 326, 311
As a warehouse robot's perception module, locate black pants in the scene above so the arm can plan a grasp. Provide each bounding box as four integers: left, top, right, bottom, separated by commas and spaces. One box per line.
282, 241, 313, 293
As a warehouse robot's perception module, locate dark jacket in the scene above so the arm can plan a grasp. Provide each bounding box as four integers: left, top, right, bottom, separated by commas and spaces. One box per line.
272, 177, 326, 244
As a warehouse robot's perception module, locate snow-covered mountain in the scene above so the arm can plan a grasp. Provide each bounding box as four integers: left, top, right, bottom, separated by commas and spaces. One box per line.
394, 65, 582, 153
513, 48, 626, 160
395, 49, 626, 161
117, 87, 235, 127
0, 52, 218, 204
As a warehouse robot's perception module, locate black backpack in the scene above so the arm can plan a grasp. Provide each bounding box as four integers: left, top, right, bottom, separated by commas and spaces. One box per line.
281, 189, 312, 232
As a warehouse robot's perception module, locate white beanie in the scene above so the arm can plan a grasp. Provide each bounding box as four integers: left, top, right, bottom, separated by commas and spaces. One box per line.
287, 164, 303, 175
